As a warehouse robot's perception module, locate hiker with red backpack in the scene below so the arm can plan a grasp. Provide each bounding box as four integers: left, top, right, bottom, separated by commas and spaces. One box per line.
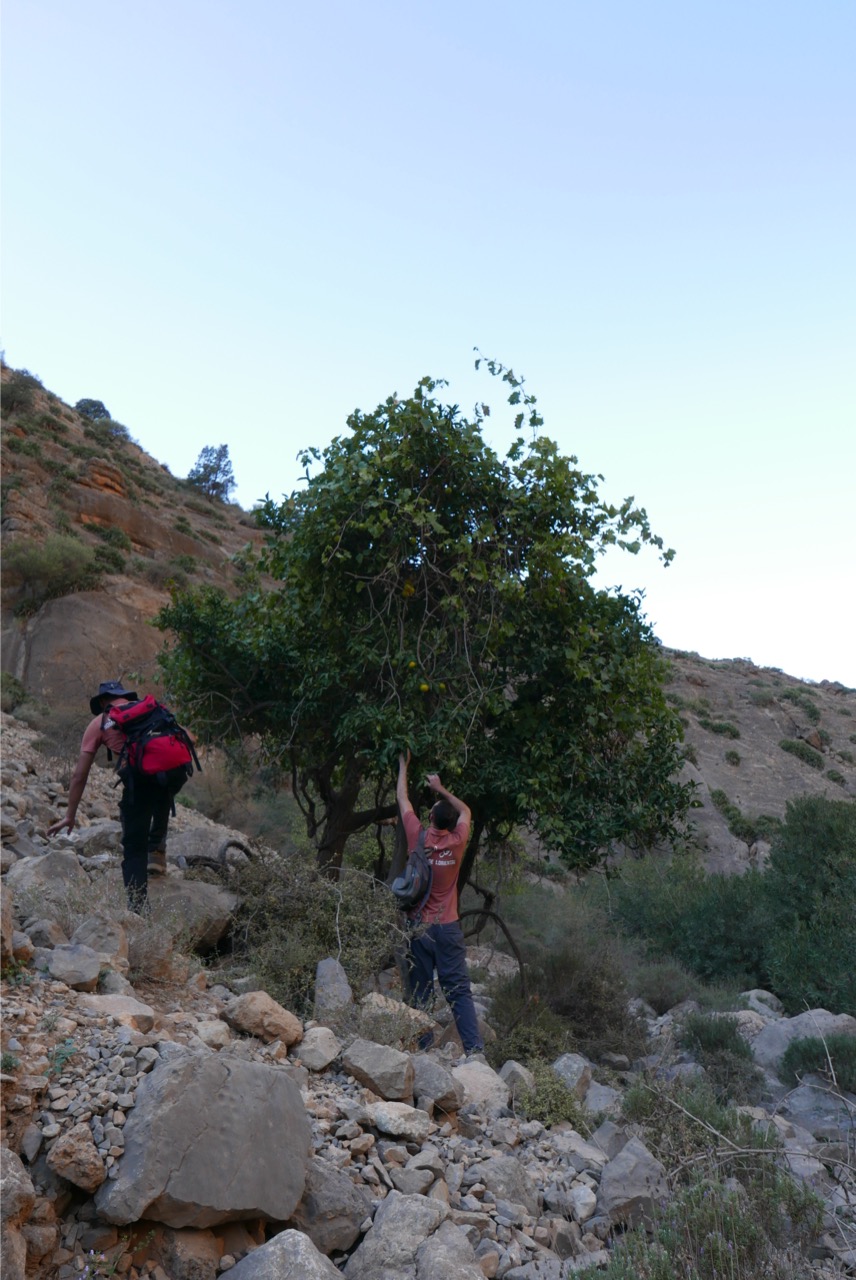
395, 750, 484, 1059
48, 680, 199, 911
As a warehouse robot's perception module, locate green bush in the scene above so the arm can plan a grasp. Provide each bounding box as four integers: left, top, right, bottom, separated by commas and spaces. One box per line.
484, 985, 576, 1068
780, 1033, 856, 1093
779, 688, 821, 723
231, 847, 400, 1016
604, 855, 770, 988
518, 1062, 589, 1129
582, 1171, 822, 1280
0, 672, 28, 714
748, 687, 775, 707
763, 795, 856, 1013
697, 718, 740, 738
631, 959, 706, 1015
678, 1011, 763, 1103
0, 369, 41, 415
174, 516, 193, 536
825, 769, 846, 787
93, 544, 126, 574
170, 554, 197, 574
724, 749, 740, 766
839, 749, 854, 764
708, 790, 780, 845
2, 535, 102, 613
92, 524, 132, 551
779, 738, 824, 769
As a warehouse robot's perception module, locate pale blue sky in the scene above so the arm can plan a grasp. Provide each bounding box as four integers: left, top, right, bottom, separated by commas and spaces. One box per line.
3, 1, 854, 684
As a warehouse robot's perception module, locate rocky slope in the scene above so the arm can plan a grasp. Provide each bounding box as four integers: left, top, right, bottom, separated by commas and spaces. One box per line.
1, 713, 855, 1279
1, 363, 260, 707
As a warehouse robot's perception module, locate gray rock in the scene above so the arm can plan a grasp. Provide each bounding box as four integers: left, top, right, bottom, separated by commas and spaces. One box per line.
228, 1229, 341, 1279
297, 1026, 341, 1071
160, 1227, 221, 1280
148, 878, 238, 951
415, 1219, 485, 1279
499, 1059, 535, 1098
342, 1038, 414, 1102
1, 890, 15, 967
412, 1054, 463, 1112
95, 1048, 311, 1227
0, 1146, 35, 1223
752, 1010, 856, 1072
314, 957, 354, 1022
740, 988, 785, 1018
23, 918, 68, 949
5, 849, 89, 905
597, 1136, 669, 1227
72, 822, 123, 856
343, 1190, 448, 1278
583, 1081, 621, 1115
590, 1119, 630, 1161
71, 912, 129, 966
286, 1156, 372, 1255
551, 1053, 593, 1100
47, 943, 102, 991
470, 1154, 540, 1215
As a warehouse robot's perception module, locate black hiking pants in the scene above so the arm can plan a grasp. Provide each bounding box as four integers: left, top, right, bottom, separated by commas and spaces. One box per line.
118, 776, 174, 910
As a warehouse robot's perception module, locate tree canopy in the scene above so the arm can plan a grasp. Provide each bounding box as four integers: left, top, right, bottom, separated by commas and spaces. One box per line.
158, 361, 691, 879
187, 443, 236, 500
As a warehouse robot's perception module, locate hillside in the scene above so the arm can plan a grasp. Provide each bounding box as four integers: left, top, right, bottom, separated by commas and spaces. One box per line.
1, 364, 260, 708
2, 360, 855, 875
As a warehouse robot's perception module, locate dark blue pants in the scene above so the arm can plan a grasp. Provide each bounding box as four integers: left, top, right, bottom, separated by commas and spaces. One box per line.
118, 777, 173, 909
408, 921, 483, 1053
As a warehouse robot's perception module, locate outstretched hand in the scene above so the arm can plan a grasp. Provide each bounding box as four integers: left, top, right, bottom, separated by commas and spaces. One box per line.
426, 772, 442, 792
398, 749, 411, 769
47, 815, 74, 837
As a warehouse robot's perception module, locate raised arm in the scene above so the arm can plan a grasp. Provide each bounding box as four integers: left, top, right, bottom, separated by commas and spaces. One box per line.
426, 773, 471, 828
396, 750, 414, 819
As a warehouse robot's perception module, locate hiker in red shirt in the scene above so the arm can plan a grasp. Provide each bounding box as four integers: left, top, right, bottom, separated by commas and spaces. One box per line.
47, 680, 174, 911
396, 751, 484, 1057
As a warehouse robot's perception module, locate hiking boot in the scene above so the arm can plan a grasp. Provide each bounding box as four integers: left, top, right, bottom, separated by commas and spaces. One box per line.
147, 849, 167, 877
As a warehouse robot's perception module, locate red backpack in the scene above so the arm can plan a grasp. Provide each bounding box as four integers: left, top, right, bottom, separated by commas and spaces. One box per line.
104, 696, 200, 786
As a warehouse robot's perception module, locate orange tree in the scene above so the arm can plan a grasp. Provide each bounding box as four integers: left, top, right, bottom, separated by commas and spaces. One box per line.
157, 360, 691, 879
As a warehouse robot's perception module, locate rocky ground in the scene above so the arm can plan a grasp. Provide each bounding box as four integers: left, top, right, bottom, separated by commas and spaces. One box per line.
2, 710, 856, 1280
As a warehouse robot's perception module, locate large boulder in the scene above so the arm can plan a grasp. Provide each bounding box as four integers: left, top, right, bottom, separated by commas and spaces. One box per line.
227, 1229, 341, 1279
1, 883, 14, 967
224, 992, 303, 1046
412, 1054, 464, 1113
469, 1154, 540, 1216
45, 1122, 106, 1192
450, 1058, 509, 1113
343, 1190, 448, 1278
551, 1053, 593, 1100
47, 943, 102, 991
341, 1038, 414, 1102
4, 849, 88, 908
296, 1026, 341, 1072
751, 1010, 856, 1072
286, 1157, 372, 1255
314, 957, 354, 1022
597, 1136, 669, 1227
0, 1146, 36, 1280
415, 1219, 486, 1279
95, 1048, 311, 1227
148, 877, 238, 951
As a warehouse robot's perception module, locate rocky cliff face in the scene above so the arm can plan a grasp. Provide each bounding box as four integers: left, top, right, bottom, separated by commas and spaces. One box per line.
1, 364, 260, 707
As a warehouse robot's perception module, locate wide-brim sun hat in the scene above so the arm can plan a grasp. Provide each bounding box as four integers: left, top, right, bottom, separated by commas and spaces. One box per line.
89, 680, 138, 716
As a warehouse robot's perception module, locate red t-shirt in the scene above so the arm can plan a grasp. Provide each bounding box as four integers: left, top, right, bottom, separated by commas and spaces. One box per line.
402, 809, 470, 925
